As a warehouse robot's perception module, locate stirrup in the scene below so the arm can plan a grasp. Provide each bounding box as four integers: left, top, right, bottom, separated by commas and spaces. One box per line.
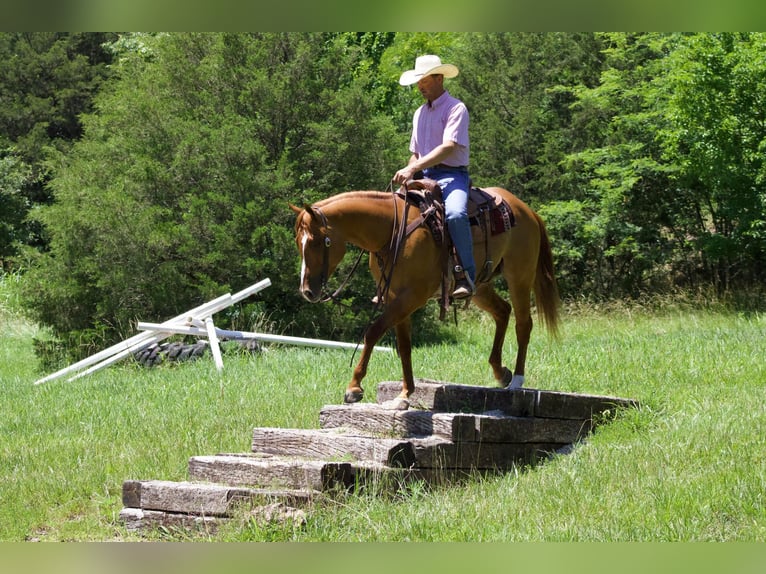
452, 274, 475, 299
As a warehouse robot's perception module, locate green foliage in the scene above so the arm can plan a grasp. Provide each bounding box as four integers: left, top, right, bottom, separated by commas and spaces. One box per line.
659, 33, 766, 290
457, 33, 604, 200
7, 32, 766, 358
0, 154, 32, 268
563, 32, 766, 296
0, 33, 115, 260
21, 33, 403, 358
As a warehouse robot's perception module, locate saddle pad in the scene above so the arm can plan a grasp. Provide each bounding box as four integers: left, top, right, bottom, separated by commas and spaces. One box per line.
468, 187, 515, 235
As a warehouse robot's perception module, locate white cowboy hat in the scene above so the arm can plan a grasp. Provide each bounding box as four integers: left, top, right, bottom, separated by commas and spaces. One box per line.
399, 55, 459, 86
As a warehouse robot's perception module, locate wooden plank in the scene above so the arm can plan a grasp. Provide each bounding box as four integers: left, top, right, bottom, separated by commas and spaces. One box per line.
122, 480, 319, 509
188, 454, 353, 492
535, 390, 639, 420
407, 436, 567, 470
319, 404, 477, 441
376, 380, 537, 416
376, 380, 638, 421
250, 427, 416, 468
120, 507, 223, 533
475, 414, 593, 444
230, 278, 272, 305
122, 480, 264, 516
204, 317, 224, 371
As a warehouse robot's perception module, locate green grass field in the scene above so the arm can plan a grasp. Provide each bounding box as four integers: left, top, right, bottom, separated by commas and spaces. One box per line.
2, 272, 765, 541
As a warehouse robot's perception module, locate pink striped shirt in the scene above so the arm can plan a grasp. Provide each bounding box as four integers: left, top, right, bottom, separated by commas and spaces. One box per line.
409, 90, 469, 167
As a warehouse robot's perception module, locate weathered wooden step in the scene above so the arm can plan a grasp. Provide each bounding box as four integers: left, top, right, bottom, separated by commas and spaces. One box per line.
377, 380, 638, 419
250, 427, 416, 467
188, 453, 354, 492
376, 380, 536, 415
122, 479, 315, 517
408, 436, 567, 470
319, 403, 476, 440
319, 404, 593, 444
120, 507, 223, 533
473, 412, 592, 443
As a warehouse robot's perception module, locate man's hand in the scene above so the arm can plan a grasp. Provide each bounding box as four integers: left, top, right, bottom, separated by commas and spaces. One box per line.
393, 165, 417, 185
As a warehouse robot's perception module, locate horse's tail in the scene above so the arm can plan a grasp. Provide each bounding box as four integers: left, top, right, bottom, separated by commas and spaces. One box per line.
533, 211, 561, 338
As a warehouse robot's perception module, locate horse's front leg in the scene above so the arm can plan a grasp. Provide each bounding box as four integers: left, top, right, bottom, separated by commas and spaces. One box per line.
394, 317, 414, 399
344, 313, 392, 403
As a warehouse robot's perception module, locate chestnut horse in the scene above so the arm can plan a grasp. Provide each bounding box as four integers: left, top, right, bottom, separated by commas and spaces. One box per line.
291, 187, 560, 405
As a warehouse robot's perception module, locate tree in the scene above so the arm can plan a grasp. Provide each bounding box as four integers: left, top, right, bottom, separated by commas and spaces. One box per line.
22, 33, 402, 358
0, 155, 31, 270
659, 33, 766, 291
555, 33, 684, 297
457, 33, 604, 203
0, 32, 115, 265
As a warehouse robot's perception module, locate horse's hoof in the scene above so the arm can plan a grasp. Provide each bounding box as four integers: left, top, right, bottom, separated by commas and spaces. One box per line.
381, 397, 410, 411
344, 389, 364, 403
506, 374, 525, 390
499, 367, 513, 387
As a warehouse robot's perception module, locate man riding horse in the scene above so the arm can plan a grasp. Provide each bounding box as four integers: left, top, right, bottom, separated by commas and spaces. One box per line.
393, 55, 476, 300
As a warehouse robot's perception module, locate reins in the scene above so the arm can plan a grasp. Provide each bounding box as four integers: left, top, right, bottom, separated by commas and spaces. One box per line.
370, 181, 411, 311
311, 205, 366, 305
306, 184, 425, 364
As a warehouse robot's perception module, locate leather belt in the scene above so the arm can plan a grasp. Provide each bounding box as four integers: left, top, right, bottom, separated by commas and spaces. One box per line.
431, 163, 468, 171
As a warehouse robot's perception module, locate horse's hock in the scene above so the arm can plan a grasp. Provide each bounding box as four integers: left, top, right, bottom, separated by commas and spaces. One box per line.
119, 380, 638, 534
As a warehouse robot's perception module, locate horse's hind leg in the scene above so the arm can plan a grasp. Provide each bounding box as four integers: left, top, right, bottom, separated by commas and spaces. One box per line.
506, 279, 534, 389
471, 283, 513, 385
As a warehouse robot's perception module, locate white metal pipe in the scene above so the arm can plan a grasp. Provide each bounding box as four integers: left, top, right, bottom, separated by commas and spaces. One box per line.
34, 278, 272, 385
33, 292, 234, 385
66, 333, 171, 382
205, 317, 224, 371
136, 322, 393, 353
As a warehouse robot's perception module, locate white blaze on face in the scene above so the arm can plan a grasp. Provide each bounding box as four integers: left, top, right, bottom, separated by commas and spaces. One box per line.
300, 231, 309, 287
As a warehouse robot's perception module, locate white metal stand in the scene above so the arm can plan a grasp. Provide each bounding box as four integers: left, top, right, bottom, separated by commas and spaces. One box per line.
34, 277, 390, 385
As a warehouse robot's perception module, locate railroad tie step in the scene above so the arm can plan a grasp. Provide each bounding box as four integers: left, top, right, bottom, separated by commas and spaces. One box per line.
376, 380, 638, 420
121, 479, 316, 518
250, 427, 417, 468
188, 453, 356, 492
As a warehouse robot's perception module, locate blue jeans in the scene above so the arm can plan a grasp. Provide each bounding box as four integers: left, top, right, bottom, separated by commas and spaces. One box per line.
422, 166, 476, 282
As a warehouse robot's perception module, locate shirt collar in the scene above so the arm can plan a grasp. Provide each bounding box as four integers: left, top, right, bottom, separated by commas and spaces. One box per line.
427, 89, 450, 108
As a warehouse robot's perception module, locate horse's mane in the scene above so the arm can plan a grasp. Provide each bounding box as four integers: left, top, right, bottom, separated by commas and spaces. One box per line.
313, 190, 392, 208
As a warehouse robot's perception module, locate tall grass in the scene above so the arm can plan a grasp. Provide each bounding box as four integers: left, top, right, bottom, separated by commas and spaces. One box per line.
1, 273, 764, 541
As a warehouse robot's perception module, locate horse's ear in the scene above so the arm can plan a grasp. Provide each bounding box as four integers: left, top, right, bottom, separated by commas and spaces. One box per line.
289, 203, 303, 215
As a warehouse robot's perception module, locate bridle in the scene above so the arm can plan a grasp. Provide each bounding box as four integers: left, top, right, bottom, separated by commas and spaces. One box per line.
306, 205, 365, 304
303, 184, 413, 308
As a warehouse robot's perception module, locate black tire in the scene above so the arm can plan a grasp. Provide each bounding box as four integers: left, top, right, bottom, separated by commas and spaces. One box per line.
133, 340, 209, 367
